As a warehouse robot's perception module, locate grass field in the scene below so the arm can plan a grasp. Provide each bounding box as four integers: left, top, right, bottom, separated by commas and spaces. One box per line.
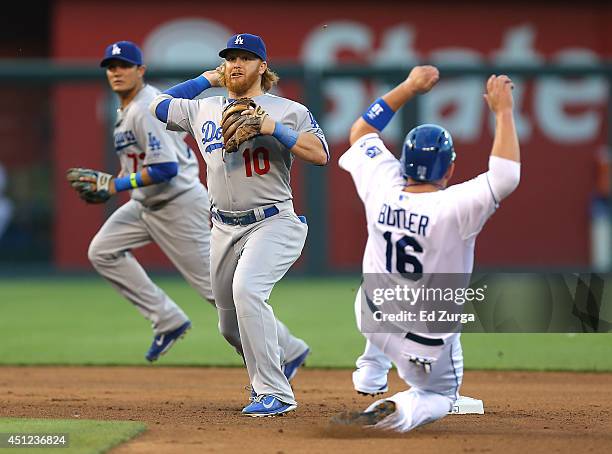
0, 418, 145, 453
1, 276, 611, 371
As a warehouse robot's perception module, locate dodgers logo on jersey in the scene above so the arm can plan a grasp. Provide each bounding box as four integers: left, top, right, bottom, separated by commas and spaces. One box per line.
114, 130, 137, 152
201, 121, 223, 153
147, 132, 162, 159
307, 110, 320, 129
147, 132, 162, 151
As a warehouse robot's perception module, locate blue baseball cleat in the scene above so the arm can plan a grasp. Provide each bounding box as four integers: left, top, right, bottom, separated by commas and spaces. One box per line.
145, 320, 191, 362
283, 348, 310, 381
242, 395, 297, 417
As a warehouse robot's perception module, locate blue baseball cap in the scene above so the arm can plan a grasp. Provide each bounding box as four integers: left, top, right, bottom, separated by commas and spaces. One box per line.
100, 41, 143, 67
219, 33, 267, 61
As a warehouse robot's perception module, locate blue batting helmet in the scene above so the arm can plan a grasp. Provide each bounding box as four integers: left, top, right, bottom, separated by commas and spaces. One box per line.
400, 124, 456, 182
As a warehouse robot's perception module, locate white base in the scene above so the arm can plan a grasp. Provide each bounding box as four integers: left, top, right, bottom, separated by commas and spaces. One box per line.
448, 395, 485, 415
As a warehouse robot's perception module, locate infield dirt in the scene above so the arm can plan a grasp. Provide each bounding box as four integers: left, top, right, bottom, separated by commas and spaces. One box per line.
1, 367, 611, 453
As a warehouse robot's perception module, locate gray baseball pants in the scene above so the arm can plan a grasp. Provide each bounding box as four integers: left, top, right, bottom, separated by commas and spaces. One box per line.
88, 184, 216, 335
211, 201, 309, 405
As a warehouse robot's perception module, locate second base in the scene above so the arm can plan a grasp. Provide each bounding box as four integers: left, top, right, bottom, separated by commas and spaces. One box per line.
448, 395, 485, 415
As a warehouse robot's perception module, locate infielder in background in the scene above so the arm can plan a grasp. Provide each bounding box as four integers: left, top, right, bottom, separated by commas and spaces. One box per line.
150, 33, 328, 416
333, 66, 521, 431
66, 41, 220, 362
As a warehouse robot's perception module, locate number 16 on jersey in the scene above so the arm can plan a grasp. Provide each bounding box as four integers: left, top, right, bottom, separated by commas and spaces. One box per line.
382, 231, 423, 280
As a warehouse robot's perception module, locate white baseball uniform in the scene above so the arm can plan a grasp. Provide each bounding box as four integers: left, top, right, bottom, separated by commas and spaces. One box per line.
339, 132, 520, 432
88, 84, 215, 336
159, 92, 328, 405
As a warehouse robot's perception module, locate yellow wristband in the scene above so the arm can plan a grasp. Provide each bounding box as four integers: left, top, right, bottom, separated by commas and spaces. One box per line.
129, 173, 138, 189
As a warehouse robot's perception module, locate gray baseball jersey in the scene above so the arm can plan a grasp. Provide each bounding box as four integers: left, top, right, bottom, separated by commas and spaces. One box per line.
114, 84, 199, 207
88, 84, 217, 349
158, 91, 325, 405
165, 93, 328, 211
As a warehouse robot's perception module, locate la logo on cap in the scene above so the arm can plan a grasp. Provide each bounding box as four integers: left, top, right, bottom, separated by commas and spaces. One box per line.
111, 44, 121, 55
234, 35, 243, 45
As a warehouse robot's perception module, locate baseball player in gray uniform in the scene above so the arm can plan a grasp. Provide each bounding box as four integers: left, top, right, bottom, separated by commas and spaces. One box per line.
150, 33, 328, 416
68, 41, 219, 362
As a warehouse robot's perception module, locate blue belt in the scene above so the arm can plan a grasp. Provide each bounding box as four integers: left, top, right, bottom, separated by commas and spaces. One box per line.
213, 205, 280, 226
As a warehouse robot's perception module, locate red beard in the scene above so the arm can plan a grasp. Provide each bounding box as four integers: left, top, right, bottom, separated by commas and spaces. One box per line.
226, 70, 260, 96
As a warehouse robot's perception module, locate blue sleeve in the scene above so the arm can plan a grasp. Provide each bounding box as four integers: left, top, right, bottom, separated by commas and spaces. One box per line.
154, 75, 212, 122
147, 162, 178, 183
164, 75, 211, 99
155, 99, 171, 123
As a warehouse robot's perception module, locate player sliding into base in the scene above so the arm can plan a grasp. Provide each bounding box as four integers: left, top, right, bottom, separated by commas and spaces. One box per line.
334, 66, 521, 431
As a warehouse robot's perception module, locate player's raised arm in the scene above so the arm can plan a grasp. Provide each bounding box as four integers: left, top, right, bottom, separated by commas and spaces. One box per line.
149, 67, 222, 123
483, 74, 521, 202
485, 75, 520, 163
349, 65, 439, 145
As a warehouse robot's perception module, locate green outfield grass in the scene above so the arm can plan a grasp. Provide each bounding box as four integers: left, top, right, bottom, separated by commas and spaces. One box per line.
0, 418, 145, 453
0, 277, 610, 371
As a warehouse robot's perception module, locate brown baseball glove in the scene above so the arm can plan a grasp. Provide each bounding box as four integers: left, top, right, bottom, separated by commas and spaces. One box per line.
221, 98, 268, 153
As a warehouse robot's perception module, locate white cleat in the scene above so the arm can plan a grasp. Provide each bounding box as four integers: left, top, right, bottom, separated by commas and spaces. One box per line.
353, 367, 389, 396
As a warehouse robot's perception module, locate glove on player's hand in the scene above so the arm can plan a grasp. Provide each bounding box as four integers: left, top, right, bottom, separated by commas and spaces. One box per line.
66, 167, 114, 204
221, 98, 268, 153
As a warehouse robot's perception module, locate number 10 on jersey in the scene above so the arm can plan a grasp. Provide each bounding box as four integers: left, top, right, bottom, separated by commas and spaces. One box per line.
243, 147, 270, 177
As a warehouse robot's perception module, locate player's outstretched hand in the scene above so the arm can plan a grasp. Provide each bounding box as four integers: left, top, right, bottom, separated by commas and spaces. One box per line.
484, 74, 514, 114
405, 65, 440, 94
203, 65, 224, 87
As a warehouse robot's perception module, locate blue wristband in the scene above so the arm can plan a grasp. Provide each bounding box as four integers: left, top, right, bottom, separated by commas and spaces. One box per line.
272, 122, 299, 149
362, 97, 395, 131
114, 175, 132, 192
114, 172, 145, 192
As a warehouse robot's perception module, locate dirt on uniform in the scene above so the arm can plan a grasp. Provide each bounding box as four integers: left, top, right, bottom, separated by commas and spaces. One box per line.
1, 367, 611, 453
